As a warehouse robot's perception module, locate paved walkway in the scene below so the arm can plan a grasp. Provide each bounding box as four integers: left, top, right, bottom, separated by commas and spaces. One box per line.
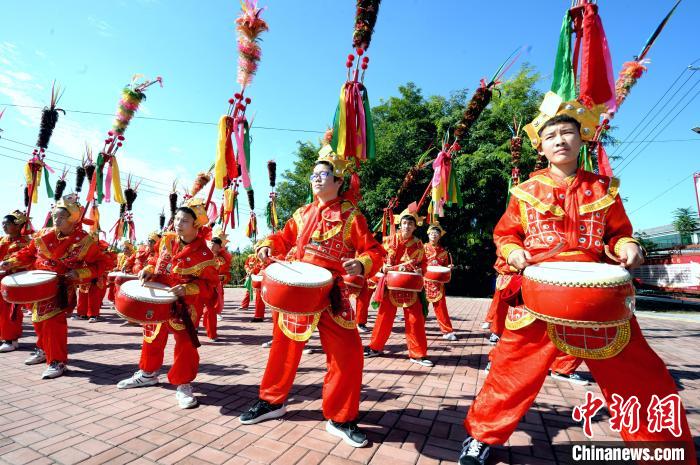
0, 290, 698, 465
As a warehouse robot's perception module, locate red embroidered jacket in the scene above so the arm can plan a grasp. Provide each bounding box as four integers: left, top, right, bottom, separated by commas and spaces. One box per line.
0, 234, 31, 262
144, 232, 219, 307
382, 234, 426, 307
494, 168, 638, 274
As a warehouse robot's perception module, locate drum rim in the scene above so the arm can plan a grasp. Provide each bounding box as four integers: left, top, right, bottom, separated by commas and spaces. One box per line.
386, 270, 423, 277
1, 270, 58, 287
263, 266, 333, 288
424, 277, 449, 284
118, 281, 177, 303
108, 272, 138, 278
426, 265, 451, 272
114, 309, 170, 324
1, 295, 54, 304
524, 306, 632, 328
251, 274, 264, 282
523, 275, 631, 288
386, 286, 422, 292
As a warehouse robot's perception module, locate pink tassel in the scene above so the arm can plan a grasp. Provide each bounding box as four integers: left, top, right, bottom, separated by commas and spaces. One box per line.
105, 161, 113, 202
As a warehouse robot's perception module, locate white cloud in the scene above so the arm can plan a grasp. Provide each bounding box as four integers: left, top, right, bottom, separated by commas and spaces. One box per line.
5, 70, 32, 81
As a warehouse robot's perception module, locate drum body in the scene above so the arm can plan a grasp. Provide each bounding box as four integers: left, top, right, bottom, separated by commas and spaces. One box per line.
261, 262, 333, 314
251, 274, 263, 289
522, 262, 634, 327
1, 270, 58, 304
115, 280, 177, 324
424, 265, 451, 284
367, 272, 384, 290
343, 274, 365, 296
386, 271, 423, 292
109, 272, 138, 286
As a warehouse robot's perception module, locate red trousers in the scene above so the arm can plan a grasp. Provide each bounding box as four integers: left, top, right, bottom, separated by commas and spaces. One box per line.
253, 290, 266, 319
139, 308, 202, 385
486, 290, 508, 336
355, 284, 371, 325
369, 298, 428, 359
0, 299, 23, 341
465, 318, 696, 460
241, 290, 250, 309
34, 313, 68, 364
76, 285, 106, 317
259, 310, 363, 422
431, 297, 453, 334
107, 282, 116, 302
202, 283, 223, 339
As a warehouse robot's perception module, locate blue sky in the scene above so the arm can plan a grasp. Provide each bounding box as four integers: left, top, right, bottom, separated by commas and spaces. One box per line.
1, 0, 699, 249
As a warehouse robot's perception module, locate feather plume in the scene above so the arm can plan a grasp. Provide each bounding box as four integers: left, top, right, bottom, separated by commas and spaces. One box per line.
75, 166, 86, 193
53, 178, 66, 201
124, 187, 137, 211
159, 210, 166, 230
246, 189, 255, 210
119, 202, 126, 217
36, 81, 66, 149
191, 171, 211, 197
267, 160, 276, 187
24, 186, 29, 208
352, 0, 381, 51
235, 1, 269, 88
454, 85, 493, 144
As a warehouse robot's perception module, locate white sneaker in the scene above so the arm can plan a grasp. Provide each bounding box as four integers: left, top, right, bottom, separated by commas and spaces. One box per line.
88, 317, 98, 323
357, 324, 369, 333
176, 384, 198, 409
117, 370, 159, 389
442, 332, 458, 341
488, 333, 500, 345
42, 361, 66, 379
480, 322, 490, 329
216, 314, 223, 322
302, 348, 313, 355
261, 340, 273, 348
550, 371, 589, 386
0, 340, 18, 353
25, 348, 46, 365
410, 357, 435, 367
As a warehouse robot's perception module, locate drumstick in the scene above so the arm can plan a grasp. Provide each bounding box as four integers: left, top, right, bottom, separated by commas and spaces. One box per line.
528, 241, 567, 265
269, 257, 303, 275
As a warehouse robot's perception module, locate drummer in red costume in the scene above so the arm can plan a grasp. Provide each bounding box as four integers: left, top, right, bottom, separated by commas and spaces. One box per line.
116, 197, 218, 409
0, 196, 103, 379
75, 236, 115, 322
424, 222, 457, 341
132, 232, 161, 274
0, 211, 31, 353
202, 227, 231, 341
241, 252, 266, 321
364, 206, 433, 367
458, 93, 696, 464
239, 146, 384, 448
118, 241, 136, 273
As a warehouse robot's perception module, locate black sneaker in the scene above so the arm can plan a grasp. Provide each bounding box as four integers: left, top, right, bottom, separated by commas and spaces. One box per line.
363, 347, 380, 358
488, 333, 500, 345
357, 324, 369, 333
239, 399, 286, 425
251, 317, 264, 323
458, 437, 490, 465
325, 420, 368, 448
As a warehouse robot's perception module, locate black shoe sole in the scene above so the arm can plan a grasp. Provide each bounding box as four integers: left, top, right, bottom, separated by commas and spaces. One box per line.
239, 405, 286, 424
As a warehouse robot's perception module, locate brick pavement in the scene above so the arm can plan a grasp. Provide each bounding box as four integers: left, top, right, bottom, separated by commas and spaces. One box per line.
0, 289, 697, 465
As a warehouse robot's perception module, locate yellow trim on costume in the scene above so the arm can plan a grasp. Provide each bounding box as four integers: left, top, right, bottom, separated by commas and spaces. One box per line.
510, 185, 565, 217
311, 223, 342, 242
558, 251, 585, 256
356, 255, 373, 277
143, 323, 163, 343
389, 291, 417, 308
328, 308, 356, 330
173, 259, 217, 276
614, 237, 640, 257
500, 243, 524, 261
74, 235, 94, 259
343, 209, 359, 243
529, 174, 558, 188
74, 268, 92, 280
34, 236, 51, 258
547, 321, 630, 360
518, 200, 528, 232
168, 306, 197, 331
31, 304, 63, 323
278, 312, 321, 342
142, 265, 155, 274
292, 208, 304, 229
579, 178, 620, 214
505, 311, 537, 330
183, 283, 200, 296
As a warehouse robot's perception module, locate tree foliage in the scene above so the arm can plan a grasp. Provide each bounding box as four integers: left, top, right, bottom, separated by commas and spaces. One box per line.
275, 66, 543, 296
672, 207, 699, 246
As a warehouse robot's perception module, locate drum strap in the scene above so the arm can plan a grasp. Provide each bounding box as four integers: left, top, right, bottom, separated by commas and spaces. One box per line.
56, 275, 69, 310
171, 299, 201, 348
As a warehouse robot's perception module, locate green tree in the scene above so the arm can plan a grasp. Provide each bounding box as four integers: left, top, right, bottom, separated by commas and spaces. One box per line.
633, 232, 657, 253
672, 207, 699, 246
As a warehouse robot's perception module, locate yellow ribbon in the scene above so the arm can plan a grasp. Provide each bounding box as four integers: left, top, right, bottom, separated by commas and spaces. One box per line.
111, 157, 125, 204
215, 115, 229, 189
336, 85, 348, 157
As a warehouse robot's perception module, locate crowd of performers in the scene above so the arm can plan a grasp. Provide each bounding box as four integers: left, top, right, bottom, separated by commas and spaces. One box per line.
0, 100, 695, 464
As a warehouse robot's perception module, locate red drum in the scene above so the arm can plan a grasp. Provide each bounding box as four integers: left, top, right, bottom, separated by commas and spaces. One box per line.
386, 271, 424, 292
108, 272, 138, 286
522, 262, 634, 327
261, 261, 333, 314
424, 265, 451, 284
367, 272, 384, 289
115, 280, 177, 324
343, 274, 365, 296
251, 274, 263, 289
1, 270, 58, 304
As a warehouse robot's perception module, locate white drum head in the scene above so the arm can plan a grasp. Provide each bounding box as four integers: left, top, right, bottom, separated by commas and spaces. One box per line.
252, 274, 263, 282
523, 262, 631, 286
119, 280, 176, 303
427, 265, 450, 273
108, 272, 137, 279
264, 262, 332, 286
1, 270, 57, 287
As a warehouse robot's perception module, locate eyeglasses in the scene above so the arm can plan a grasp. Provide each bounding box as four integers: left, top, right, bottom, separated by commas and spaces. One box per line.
309, 171, 331, 182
